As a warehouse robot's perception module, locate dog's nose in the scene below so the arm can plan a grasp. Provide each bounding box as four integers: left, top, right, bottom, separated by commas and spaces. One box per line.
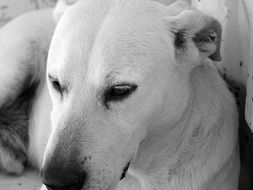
41, 162, 86, 190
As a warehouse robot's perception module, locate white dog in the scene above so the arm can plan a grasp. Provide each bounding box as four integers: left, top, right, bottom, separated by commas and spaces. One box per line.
0, 0, 239, 190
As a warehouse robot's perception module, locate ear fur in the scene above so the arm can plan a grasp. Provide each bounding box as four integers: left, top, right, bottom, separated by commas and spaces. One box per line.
168, 10, 222, 66
53, 0, 79, 22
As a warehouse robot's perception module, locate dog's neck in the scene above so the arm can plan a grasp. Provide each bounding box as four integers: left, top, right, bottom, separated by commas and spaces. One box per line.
117, 63, 238, 190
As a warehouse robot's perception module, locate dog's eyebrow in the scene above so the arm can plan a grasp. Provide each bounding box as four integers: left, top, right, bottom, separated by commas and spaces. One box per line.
105, 71, 121, 84
105, 71, 118, 80
104, 70, 139, 87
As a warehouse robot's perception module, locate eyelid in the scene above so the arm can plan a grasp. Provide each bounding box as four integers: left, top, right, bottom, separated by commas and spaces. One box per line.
110, 81, 137, 87
48, 74, 69, 95
103, 83, 137, 108
107, 83, 137, 94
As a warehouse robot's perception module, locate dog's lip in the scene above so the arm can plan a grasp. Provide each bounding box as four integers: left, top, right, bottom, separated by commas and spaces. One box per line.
120, 161, 131, 180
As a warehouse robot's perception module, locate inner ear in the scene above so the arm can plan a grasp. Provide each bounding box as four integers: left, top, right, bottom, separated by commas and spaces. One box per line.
173, 29, 187, 51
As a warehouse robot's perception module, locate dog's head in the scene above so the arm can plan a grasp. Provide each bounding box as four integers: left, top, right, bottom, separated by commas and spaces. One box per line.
42, 0, 221, 189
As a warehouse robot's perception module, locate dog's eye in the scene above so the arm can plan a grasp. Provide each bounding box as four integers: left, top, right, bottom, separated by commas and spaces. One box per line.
52, 80, 62, 93
48, 75, 63, 96
104, 84, 137, 104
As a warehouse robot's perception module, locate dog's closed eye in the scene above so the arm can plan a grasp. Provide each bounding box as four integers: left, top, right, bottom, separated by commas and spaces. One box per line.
48, 74, 67, 99
104, 83, 137, 108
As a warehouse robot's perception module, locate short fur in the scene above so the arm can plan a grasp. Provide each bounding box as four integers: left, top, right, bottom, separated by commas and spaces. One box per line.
0, 0, 239, 190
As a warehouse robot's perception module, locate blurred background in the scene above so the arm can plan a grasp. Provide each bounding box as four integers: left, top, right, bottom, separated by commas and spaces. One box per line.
0, 0, 56, 27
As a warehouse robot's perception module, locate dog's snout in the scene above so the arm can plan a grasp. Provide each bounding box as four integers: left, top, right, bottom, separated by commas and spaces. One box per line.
41, 161, 86, 190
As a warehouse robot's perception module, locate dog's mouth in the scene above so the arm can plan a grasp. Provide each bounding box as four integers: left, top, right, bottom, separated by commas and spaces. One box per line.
120, 161, 131, 180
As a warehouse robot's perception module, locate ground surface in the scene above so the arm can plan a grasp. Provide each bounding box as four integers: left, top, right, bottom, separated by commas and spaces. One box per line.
0, 169, 41, 190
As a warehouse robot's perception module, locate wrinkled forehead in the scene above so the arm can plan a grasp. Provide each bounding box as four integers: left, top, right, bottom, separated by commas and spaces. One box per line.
48, 0, 173, 82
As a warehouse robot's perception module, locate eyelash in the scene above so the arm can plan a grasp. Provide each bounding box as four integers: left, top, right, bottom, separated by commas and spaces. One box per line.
104, 84, 137, 107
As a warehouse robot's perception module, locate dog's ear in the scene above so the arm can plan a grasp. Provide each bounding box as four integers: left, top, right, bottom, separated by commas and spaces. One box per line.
168, 10, 222, 68
53, 0, 79, 22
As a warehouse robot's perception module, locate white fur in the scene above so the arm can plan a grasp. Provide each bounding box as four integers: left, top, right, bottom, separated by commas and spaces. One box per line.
42, 0, 239, 189
0, 0, 239, 190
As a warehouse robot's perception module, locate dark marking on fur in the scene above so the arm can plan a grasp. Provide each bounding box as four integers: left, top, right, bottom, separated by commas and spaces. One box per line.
173, 29, 187, 51
0, 75, 39, 172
